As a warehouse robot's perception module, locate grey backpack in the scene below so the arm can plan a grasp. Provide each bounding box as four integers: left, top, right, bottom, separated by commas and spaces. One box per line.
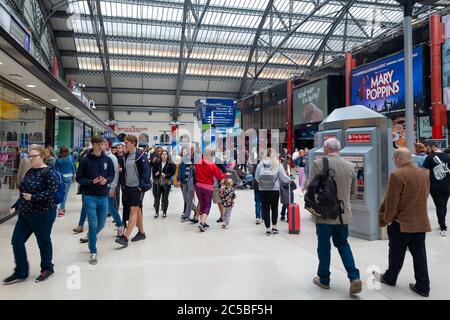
258, 162, 278, 190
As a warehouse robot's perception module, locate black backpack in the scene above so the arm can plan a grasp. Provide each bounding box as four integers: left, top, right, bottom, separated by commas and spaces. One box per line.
304, 157, 344, 224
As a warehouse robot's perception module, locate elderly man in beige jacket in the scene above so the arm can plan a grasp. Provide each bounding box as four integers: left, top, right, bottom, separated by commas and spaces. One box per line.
306, 138, 361, 296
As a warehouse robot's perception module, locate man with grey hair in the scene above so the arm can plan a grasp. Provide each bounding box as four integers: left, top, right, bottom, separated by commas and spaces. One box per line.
376, 147, 431, 297
306, 138, 362, 296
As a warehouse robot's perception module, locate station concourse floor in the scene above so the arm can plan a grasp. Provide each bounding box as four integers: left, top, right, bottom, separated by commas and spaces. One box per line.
1, 185, 449, 300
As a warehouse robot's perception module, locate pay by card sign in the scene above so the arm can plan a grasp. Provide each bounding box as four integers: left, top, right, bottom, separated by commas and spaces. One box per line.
347, 133, 371, 144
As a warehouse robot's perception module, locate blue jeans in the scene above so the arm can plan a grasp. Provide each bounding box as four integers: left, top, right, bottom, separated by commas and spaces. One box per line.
59, 177, 72, 210
78, 195, 87, 227
316, 224, 360, 286
11, 208, 57, 278
254, 189, 262, 219
108, 196, 123, 227
83, 195, 108, 254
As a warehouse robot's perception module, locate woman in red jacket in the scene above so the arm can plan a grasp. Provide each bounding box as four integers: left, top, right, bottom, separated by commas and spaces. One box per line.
195, 147, 229, 232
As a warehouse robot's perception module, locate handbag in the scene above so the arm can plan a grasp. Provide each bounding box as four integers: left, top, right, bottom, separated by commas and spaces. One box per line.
155, 176, 172, 187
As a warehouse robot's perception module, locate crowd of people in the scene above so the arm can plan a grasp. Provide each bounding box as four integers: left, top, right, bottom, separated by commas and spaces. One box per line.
3, 136, 450, 299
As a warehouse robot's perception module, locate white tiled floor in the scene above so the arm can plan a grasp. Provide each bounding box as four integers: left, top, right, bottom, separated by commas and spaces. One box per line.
0, 185, 449, 300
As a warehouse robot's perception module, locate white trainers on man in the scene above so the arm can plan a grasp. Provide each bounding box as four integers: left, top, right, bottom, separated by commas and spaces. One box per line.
89, 254, 98, 265
440, 230, 448, 237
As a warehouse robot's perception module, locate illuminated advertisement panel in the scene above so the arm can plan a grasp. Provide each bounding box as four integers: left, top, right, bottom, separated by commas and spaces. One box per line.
351, 46, 424, 115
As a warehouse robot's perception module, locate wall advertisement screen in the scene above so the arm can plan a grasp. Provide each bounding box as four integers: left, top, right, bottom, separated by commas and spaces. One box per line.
293, 79, 327, 126
73, 119, 84, 150
351, 46, 424, 115
442, 14, 450, 110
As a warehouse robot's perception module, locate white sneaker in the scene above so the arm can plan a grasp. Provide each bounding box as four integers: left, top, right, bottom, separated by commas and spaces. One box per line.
256, 219, 261, 225
440, 230, 448, 237
116, 226, 124, 237
89, 254, 97, 265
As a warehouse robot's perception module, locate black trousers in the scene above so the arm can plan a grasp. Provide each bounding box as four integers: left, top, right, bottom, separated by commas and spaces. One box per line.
429, 189, 450, 231
154, 184, 171, 215
383, 221, 430, 294
260, 190, 279, 229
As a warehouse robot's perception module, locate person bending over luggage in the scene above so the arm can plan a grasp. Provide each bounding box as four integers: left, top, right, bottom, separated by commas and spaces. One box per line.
280, 179, 296, 222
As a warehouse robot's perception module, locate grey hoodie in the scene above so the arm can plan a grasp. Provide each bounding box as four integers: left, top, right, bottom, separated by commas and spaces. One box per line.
255, 159, 292, 191
106, 151, 119, 192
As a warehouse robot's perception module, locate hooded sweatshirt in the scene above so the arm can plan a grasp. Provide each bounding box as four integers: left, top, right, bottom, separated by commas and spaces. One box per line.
255, 159, 292, 191
76, 150, 115, 196
105, 151, 119, 192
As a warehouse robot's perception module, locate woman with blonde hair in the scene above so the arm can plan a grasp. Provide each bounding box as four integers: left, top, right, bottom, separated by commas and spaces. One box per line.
194, 146, 229, 232
255, 148, 292, 236
4, 146, 59, 284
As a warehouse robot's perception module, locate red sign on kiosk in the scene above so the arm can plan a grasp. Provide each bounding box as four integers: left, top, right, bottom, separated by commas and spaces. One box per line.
347, 133, 371, 144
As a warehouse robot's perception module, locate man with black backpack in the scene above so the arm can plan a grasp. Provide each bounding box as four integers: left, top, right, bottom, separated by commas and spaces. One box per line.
305, 138, 362, 296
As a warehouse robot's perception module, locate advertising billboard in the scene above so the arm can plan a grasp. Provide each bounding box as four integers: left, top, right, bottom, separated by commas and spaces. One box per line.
293, 78, 328, 125
73, 119, 84, 150
351, 46, 424, 115
442, 14, 450, 110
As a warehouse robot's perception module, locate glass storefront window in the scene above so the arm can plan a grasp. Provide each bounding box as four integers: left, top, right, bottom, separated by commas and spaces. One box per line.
0, 83, 46, 221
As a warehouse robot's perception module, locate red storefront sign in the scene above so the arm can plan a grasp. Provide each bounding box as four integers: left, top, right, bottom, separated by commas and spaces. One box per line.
347, 133, 371, 144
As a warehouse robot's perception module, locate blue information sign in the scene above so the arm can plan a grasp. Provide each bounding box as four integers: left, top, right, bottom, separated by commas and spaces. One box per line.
197, 98, 236, 128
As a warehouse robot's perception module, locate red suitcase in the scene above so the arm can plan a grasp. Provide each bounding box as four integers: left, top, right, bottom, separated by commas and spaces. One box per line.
288, 203, 300, 234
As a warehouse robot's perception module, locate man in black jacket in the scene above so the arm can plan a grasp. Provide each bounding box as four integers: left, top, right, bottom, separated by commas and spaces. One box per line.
115, 143, 125, 216
76, 135, 115, 265
116, 135, 151, 247
150, 147, 163, 209
423, 142, 450, 237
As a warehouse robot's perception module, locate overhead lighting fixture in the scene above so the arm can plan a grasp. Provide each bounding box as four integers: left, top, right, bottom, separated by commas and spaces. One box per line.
22, 98, 30, 101
26, 85, 36, 88
51, 99, 58, 102
64, 107, 71, 110
0, 62, 3, 65
10, 74, 22, 80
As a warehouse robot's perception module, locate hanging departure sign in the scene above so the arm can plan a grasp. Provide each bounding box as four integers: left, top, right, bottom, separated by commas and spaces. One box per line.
196, 98, 236, 128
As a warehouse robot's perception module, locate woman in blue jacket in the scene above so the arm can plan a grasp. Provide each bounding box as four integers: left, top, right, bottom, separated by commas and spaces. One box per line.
55, 146, 77, 217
